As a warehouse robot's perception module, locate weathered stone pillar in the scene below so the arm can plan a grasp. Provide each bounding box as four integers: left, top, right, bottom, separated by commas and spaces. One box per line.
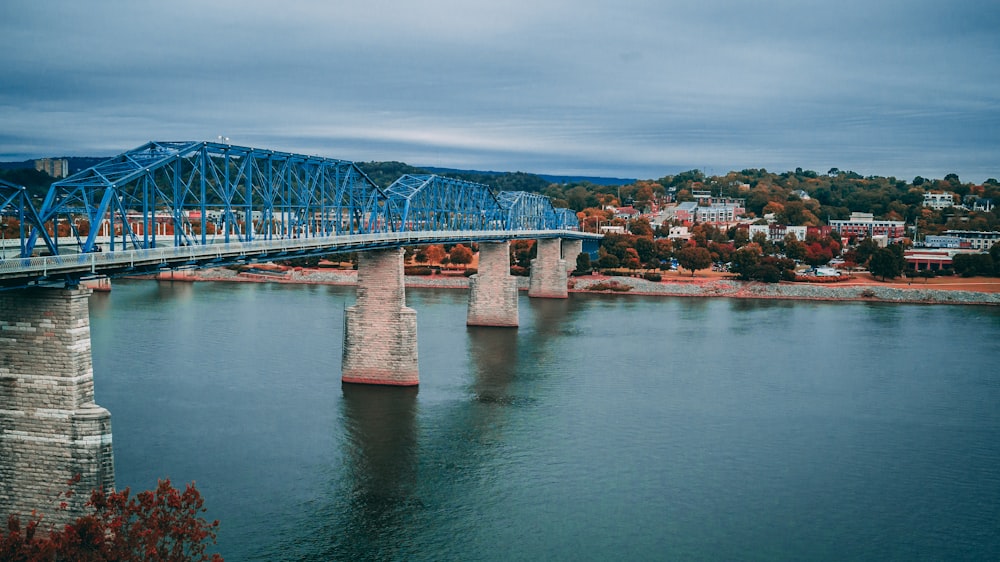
562, 238, 584, 274
528, 238, 568, 298
0, 288, 114, 527
342, 248, 419, 386
467, 241, 518, 327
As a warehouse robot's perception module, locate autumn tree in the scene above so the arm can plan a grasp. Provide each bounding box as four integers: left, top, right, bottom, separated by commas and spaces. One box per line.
414, 244, 445, 263
676, 246, 712, 277
1, 478, 222, 562
622, 248, 641, 269
510, 240, 535, 268
448, 244, 474, 267
628, 218, 653, 237
804, 242, 833, 266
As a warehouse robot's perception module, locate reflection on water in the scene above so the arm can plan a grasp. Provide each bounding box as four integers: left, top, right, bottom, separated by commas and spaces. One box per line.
524, 297, 570, 336
467, 327, 519, 405
336, 384, 419, 559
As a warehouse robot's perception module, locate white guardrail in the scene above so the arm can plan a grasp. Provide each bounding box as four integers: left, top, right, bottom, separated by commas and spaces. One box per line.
0, 230, 597, 280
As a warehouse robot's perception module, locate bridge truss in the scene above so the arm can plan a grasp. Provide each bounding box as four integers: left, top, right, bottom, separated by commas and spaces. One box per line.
14, 141, 578, 258
384, 174, 504, 231
1, 179, 56, 258
27, 141, 386, 255
1, 141, 592, 288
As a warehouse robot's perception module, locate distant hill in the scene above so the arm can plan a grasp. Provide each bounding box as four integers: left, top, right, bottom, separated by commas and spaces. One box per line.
0, 157, 109, 175
421, 167, 636, 187
2, 156, 636, 197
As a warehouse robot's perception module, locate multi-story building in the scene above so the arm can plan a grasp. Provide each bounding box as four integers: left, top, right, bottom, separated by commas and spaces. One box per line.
668, 199, 745, 225
693, 204, 742, 224
923, 192, 957, 209
829, 212, 905, 240
934, 230, 1000, 251
34, 158, 69, 178
746, 224, 832, 243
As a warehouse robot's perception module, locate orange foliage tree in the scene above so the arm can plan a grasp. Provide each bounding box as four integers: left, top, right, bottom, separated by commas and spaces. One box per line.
1, 478, 223, 562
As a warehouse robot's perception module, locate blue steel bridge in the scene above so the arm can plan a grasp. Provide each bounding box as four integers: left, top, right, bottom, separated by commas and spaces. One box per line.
0, 140, 597, 289
0, 141, 602, 521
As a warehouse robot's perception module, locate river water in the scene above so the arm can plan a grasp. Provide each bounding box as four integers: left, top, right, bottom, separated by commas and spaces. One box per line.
88, 280, 1000, 561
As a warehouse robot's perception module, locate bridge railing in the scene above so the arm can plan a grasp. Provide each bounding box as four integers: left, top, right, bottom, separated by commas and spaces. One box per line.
0, 229, 598, 281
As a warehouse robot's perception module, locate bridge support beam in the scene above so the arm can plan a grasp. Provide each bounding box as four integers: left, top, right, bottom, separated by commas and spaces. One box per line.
467, 241, 518, 327
562, 239, 584, 274
342, 248, 419, 386
0, 288, 114, 527
528, 238, 568, 299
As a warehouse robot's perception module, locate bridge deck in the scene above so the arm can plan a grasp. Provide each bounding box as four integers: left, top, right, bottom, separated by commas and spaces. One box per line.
0, 229, 598, 289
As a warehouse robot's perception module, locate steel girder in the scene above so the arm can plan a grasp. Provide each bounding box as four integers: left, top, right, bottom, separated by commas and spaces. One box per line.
0, 180, 57, 258
497, 191, 560, 230
26, 141, 387, 254
384, 174, 505, 232
554, 208, 580, 230
19, 140, 583, 259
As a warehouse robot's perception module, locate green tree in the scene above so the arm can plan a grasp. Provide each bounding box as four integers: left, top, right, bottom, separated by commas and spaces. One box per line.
854, 237, 880, 266
730, 245, 762, 281
869, 247, 904, 281
634, 237, 656, 264
783, 235, 807, 261
575, 252, 592, 273
952, 253, 995, 277
676, 246, 713, 277
596, 253, 620, 269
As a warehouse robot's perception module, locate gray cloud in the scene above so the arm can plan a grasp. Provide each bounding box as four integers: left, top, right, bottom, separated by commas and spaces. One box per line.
1, 0, 997, 181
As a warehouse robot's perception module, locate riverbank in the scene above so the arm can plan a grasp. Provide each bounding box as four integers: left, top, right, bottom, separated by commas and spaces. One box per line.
150, 267, 1000, 306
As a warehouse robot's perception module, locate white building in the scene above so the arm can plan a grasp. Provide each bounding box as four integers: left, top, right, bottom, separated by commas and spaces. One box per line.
923, 192, 957, 210
829, 212, 905, 239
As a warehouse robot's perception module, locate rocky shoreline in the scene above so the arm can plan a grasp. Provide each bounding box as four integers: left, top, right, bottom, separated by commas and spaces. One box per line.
151, 267, 1000, 306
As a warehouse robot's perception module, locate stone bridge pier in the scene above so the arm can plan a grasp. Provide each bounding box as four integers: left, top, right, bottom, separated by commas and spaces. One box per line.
467, 241, 518, 327
528, 238, 568, 299
0, 287, 115, 527
562, 239, 583, 274
342, 248, 420, 386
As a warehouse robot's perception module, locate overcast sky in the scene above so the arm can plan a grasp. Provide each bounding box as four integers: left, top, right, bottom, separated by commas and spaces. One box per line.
1, 0, 997, 182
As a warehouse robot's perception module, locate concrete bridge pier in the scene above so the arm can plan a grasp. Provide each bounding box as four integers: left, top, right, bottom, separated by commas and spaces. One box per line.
0, 287, 115, 527
342, 248, 419, 386
467, 241, 518, 327
562, 239, 584, 274
528, 238, 568, 299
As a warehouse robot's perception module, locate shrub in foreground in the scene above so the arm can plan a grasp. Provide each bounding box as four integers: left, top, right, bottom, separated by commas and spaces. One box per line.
1, 478, 223, 562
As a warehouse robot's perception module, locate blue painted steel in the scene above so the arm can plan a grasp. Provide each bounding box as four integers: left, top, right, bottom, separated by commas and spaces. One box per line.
0, 180, 57, 257
26, 141, 387, 255
554, 208, 580, 230
497, 191, 557, 230
384, 175, 505, 231
3, 141, 594, 288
